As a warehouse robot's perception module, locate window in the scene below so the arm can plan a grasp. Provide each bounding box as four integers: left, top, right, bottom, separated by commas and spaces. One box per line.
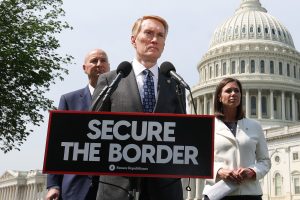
258, 26, 261, 33
235, 26, 239, 34
209, 66, 212, 78
262, 96, 267, 116
287, 64, 290, 76
274, 97, 277, 111
242, 26, 246, 33
275, 173, 282, 196
265, 27, 269, 34
231, 61, 236, 74
279, 62, 283, 75
215, 64, 219, 77
260, 60, 265, 73
294, 66, 296, 78
222, 62, 227, 75
293, 152, 299, 160
250, 26, 254, 33
241, 60, 245, 73
272, 28, 275, 35
275, 156, 280, 162
270, 61, 274, 74
295, 177, 300, 194
251, 96, 256, 115
251, 60, 255, 73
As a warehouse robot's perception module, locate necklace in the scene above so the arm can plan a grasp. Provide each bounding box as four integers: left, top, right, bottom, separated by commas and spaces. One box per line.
224, 121, 237, 136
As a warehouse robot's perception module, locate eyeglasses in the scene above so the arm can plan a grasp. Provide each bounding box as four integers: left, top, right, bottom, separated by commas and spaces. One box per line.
224, 88, 240, 94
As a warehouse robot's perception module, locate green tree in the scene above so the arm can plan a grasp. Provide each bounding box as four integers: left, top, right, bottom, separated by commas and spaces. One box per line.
0, 0, 73, 152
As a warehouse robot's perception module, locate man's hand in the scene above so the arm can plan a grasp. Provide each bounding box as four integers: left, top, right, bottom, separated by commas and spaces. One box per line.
45, 188, 60, 200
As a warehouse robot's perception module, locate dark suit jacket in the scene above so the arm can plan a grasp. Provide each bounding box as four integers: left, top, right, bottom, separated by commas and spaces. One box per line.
47, 86, 98, 200
92, 69, 185, 200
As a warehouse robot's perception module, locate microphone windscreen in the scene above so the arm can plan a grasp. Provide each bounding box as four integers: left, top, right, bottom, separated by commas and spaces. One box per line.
160, 61, 176, 77
117, 61, 132, 77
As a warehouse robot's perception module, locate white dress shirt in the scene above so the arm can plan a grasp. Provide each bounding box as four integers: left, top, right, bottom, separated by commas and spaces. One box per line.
132, 58, 159, 102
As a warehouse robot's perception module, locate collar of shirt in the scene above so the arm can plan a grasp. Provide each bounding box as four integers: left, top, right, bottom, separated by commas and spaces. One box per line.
88, 84, 95, 96
132, 58, 159, 79
132, 58, 159, 100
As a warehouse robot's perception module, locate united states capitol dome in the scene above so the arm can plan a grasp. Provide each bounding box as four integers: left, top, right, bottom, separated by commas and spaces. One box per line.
190, 0, 300, 128
209, 0, 295, 50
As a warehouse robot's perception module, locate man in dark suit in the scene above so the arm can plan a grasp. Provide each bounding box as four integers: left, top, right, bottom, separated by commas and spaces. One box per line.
91, 15, 185, 200
46, 48, 110, 200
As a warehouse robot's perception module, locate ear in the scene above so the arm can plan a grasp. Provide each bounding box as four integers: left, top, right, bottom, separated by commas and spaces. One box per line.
83, 64, 87, 73
131, 35, 136, 48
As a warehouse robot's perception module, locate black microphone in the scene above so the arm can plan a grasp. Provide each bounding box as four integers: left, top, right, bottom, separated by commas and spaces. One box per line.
101, 61, 132, 104
160, 61, 190, 90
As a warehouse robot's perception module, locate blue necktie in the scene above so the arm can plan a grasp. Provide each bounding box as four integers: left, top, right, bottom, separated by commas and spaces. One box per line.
142, 69, 156, 112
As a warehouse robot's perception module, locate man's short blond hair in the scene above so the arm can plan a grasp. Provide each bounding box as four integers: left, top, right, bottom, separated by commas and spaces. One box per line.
131, 15, 168, 38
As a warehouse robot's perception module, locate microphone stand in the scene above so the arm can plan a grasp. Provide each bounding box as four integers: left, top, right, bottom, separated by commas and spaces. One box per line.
175, 84, 187, 114
90, 86, 108, 111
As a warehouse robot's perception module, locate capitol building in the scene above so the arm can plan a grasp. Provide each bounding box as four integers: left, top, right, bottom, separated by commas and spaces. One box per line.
186, 0, 300, 200
0, 0, 300, 199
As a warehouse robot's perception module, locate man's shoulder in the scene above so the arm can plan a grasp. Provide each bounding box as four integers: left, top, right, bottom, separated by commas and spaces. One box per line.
61, 86, 88, 98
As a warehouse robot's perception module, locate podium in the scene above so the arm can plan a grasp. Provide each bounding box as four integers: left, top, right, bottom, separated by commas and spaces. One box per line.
43, 110, 214, 179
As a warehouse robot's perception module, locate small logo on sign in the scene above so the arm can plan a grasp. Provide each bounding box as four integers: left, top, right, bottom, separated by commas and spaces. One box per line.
109, 164, 116, 171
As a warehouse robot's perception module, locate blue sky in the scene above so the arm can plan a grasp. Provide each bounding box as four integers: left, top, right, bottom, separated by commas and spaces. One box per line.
1, 0, 300, 174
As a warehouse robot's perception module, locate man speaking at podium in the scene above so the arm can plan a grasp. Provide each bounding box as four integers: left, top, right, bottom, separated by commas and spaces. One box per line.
91, 15, 185, 200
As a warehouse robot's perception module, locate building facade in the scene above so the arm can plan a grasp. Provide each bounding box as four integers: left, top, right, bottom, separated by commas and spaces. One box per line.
0, 170, 46, 200
186, 0, 300, 200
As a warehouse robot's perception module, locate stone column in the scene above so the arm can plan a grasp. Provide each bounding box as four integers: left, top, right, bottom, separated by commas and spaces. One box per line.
281, 91, 286, 120
292, 93, 296, 121
26, 184, 31, 200
13, 185, 16, 200
258, 89, 262, 119
1, 187, 5, 200
4, 187, 7, 200
212, 94, 215, 114
245, 90, 249, 118
8, 186, 11, 200
270, 90, 274, 119
33, 183, 37, 200
197, 97, 201, 115
195, 178, 205, 200
203, 95, 207, 115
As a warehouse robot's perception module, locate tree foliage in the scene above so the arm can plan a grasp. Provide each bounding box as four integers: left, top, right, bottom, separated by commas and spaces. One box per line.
0, 0, 73, 152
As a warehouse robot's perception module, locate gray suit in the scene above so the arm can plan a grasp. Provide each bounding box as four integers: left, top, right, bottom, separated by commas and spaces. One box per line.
91, 68, 185, 200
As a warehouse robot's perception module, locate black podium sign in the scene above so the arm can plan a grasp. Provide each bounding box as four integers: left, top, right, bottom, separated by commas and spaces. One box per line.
43, 111, 214, 178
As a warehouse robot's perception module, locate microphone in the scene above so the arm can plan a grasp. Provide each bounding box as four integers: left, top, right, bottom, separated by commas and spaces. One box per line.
160, 61, 190, 90
101, 61, 132, 104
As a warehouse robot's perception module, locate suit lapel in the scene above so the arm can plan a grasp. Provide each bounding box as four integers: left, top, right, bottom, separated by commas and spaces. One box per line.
124, 70, 143, 112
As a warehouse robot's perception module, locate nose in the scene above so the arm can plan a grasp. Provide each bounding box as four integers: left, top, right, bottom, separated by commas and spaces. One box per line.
96, 60, 101, 66
151, 36, 158, 43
